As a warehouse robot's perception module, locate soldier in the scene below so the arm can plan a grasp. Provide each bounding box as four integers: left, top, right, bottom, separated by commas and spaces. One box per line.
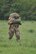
8, 12, 21, 41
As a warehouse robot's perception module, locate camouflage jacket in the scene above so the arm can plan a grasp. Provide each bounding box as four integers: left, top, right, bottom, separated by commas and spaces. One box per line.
8, 13, 21, 25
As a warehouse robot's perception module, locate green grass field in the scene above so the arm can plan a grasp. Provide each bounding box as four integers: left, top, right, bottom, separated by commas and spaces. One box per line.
0, 20, 36, 54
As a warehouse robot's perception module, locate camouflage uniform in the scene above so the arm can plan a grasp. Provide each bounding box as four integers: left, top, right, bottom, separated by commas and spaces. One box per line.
8, 13, 21, 41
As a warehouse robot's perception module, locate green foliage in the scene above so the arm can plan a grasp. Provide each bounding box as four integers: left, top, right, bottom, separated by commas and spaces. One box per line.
0, 0, 36, 20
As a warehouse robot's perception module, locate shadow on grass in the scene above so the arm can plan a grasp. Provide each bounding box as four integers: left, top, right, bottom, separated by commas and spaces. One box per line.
0, 44, 9, 48
0, 50, 2, 53
28, 29, 34, 33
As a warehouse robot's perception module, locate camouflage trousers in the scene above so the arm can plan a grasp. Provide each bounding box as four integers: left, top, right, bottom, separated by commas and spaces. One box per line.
8, 24, 20, 41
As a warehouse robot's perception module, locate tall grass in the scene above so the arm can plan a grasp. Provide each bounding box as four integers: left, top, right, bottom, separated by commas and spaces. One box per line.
0, 20, 36, 54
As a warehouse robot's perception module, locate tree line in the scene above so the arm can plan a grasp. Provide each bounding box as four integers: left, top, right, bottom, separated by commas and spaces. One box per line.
0, 0, 36, 20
